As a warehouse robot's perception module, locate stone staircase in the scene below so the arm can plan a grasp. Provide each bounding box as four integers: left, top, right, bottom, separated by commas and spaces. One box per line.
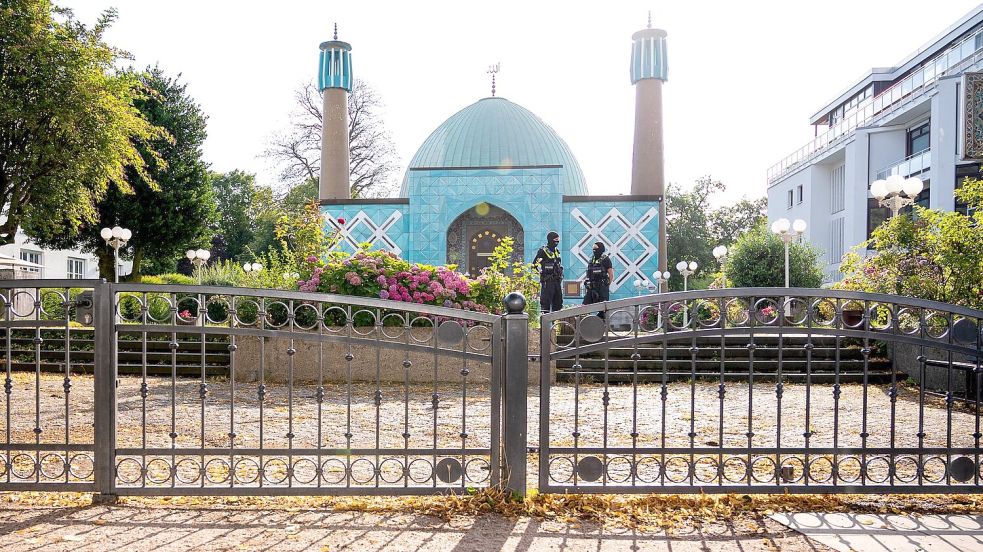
555, 334, 896, 384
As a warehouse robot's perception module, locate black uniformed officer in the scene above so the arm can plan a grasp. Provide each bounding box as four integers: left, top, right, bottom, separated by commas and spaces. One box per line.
533, 231, 564, 314
583, 241, 614, 318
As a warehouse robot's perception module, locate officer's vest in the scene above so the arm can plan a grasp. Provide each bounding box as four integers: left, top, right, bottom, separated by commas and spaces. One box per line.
539, 247, 562, 282
586, 254, 609, 285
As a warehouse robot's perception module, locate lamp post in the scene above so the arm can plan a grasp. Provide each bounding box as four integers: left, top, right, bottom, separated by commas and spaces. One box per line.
770, 218, 806, 289
633, 279, 652, 296
243, 262, 262, 285
186, 249, 211, 284
652, 270, 671, 293
712, 245, 729, 288
870, 175, 923, 217
99, 226, 131, 283
675, 261, 697, 326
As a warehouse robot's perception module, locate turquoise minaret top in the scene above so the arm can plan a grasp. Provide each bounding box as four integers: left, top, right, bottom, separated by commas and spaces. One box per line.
630, 14, 668, 83
319, 24, 353, 92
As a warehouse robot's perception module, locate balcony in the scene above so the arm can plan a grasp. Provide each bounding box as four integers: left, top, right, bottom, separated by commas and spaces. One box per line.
875, 148, 931, 180
767, 28, 983, 185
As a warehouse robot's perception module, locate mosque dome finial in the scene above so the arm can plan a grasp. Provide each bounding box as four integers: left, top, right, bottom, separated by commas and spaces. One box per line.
333, 22, 338, 40
647, 11, 651, 29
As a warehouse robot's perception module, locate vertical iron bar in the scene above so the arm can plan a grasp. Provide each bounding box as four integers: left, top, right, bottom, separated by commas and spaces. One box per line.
631, 305, 640, 487
374, 308, 381, 488
832, 299, 842, 486
717, 296, 726, 487
317, 302, 325, 487
259, 298, 266, 488
288, 299, 295, 488
489, 318, 502, 488
345, 306, 353, 489
860, 300, 870, 487
199, 292, 206, 488
917, 308, 927, 488
659, 301, 669, 487
688, 303, 697, 487
888, 304, 898, 488
93, 281, 117, 497
4, 289, 11, 484
776, 297, 784, 487
402, 312, 411, 488
140, 294, 147, 488
503, 304, 528, 497
945, 312, 954, 486
460, 318, 469, 491
803, 296, 813, 487
746, 295, 756, 487
170, 302, 177, 488
602, 309, 611, 488
63, 288, 71, 484
539, 316, 551, 492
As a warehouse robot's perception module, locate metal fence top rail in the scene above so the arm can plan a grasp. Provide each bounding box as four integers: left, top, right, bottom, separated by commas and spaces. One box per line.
544, 287, 983, 321
0, 279, 103, 289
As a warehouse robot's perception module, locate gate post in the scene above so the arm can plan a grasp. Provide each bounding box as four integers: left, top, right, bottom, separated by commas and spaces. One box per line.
92, 281, 118, 501
501, 292, 529, 498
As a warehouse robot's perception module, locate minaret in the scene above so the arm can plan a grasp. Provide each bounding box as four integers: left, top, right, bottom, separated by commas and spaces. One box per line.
630, 12, 668, 274
318, 24, 352, 201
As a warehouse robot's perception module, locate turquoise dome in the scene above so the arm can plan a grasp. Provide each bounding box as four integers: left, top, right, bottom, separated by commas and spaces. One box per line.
400, 97, 588, 196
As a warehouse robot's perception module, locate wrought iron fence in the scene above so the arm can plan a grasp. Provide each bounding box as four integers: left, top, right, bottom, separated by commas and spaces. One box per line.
539, 288, 983, 494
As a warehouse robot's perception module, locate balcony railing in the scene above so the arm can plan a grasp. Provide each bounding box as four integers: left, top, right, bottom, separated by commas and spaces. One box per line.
768, 28, 983, 185
875, 148, 932, 180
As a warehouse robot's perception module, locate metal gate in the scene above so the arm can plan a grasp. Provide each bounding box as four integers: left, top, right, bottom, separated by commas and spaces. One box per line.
539, 288, 983, 494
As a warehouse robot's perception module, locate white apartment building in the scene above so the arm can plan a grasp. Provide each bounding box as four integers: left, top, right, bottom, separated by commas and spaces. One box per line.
766, 4, 983, 282
0, 228, 131, 280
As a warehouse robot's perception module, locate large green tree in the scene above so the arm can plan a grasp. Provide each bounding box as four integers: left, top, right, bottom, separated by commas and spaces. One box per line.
210, 170, 256, 262
666, 176, 766, 290
724, 222, 824, 289
36, 66, 214, 279
0, 1, 162, 244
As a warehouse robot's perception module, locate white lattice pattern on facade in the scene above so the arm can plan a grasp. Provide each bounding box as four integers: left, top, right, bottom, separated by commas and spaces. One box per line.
325, 210, 403, 255
569, 207, 658, 292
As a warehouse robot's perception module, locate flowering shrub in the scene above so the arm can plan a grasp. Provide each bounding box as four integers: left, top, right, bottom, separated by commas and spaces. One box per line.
296, 247, 504, 321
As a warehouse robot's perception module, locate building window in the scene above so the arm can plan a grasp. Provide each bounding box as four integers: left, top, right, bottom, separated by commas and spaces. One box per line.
67, 258, 85, 279
830, 165, 846, 214
20, 250, 42, 275
907, 122, 930, 156
829, 217, 845, 264
787, 189, 794, 208
796, 185, 803, 204
866, 199, 891, 244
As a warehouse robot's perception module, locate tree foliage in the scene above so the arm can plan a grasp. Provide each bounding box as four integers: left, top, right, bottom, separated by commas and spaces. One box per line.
724, 222, 824, 289
0, 1, 163, 245
666, 176, 766, 290
210, 170, 256, 262
34, 66, 214, 279
264, 80, 397, 198
837, 178, 983, 309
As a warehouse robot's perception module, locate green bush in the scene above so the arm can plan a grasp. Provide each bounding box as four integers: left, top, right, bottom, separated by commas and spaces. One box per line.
724, 223, 824, 289
39, 287, 85, 321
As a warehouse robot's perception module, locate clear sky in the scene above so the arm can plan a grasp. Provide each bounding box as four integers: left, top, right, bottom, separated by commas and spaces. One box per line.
63, 0, 982, 205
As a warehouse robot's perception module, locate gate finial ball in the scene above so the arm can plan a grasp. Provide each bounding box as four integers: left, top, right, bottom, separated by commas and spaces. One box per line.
503, 292, 526, 314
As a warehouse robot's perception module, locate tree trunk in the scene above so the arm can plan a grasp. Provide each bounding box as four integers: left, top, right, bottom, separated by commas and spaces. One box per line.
96, 250, 115, 282
130, 247, 144, 281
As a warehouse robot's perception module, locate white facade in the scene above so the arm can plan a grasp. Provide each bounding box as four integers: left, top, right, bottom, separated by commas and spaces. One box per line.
766, 5, 983, 282
0, 228, 131, 280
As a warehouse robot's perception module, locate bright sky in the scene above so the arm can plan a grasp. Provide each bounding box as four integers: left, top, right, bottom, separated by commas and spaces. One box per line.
63, 0, 982, 205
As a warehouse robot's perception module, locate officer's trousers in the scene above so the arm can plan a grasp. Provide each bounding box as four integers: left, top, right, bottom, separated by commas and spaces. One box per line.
539, 280, 563, 314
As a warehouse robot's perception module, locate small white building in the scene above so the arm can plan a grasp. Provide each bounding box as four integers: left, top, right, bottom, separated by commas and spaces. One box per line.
766, 4, 983, 282
0, 228, 131, 280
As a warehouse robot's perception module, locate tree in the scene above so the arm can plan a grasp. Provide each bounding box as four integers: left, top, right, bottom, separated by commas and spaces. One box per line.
264, 80, 397, 198
0, 1, 163, 245
837, 178, 983, 309
211, 170, 256, 262
724, 222, 824, 289
35, 66, 214, 279
666, 176, 766, 290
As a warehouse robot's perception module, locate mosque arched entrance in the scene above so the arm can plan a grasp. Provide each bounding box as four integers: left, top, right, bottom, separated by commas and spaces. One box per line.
446, 203, 524, 277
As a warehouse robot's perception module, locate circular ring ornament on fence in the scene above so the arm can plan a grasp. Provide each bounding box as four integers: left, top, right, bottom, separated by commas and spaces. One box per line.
550, 320, 577, 349
896, 308, 922, 335
351, 309, 380, 336
835, 456, 863, 484
951, 318, 980, 346
232, 297, 260, 326
810, 298, 837, 327
380, 312, 407, 340
203, 458, 233, 484
807, 456, 835, 484
924, 311, 950, 339
466, 324, 493, 352
232, 457, 260, 484
291, 458, 320, 484
0, 293, 9, 321
261, 458, 290, 485
10, 290, 38, 318
377, 458, 405, 484
724, 298, 751, 327
604, 456, 634, 483
666, 302, 689, 331
465, 457, 491, 484
635, 457, 662, 484
922, 456, 947, 483
435, 458, 463, 484
664, 456, 691, 483
437, 320, 465, 347
782, 297, 810, 326
292, 303, 321, 331
607, 309, 636, 337
320, 306, 350, 332
319, 458, 348, 485
722, 456, 749, 483
407, 458, 434, 484
145, 458, 172, 484
0, 455, 7, 478
547, 456, 575, 484
638, 305, 662, 333
115, 458, 143, 485
694, 457, 719, 483
38, 289, 67, 319
949, 456, 976, 483
578, 315, 606, 344
575, 456, 604, 482
409, 316, 436, 344
750, 456, 778, 484
779, 457, 807, 484
694, 299, 722, 329
10, 453, 37, 479
176, 295, 202, 324
262, 301, 290, 329
893, 456, 919, 483
864, 456, 891, 484
116, 294, 143, 322
174, 457, 202, 485
752, 298, 781, 326
839, 300, 866, 329
39, 453, 66, 480
349, 458, 377, 484
68, 453, 94, 481
867, 303, 895, 332
145, 294, 174, 324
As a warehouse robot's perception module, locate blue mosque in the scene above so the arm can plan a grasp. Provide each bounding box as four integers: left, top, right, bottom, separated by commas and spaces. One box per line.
317, 19, 669, 302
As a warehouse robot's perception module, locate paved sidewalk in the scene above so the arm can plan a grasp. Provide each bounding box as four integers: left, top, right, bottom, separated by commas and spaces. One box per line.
0, 503, 827, 551
771, 512, 983, 552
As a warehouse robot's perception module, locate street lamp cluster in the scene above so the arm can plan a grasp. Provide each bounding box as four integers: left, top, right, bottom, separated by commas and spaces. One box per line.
870, 174, 923, 217
633, 271, 671, 295
243, 262, 263, 273
100, 226, 131, 283
771, 217, 807, 289
186, 248, 211, 284
675, 260, 698, 291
